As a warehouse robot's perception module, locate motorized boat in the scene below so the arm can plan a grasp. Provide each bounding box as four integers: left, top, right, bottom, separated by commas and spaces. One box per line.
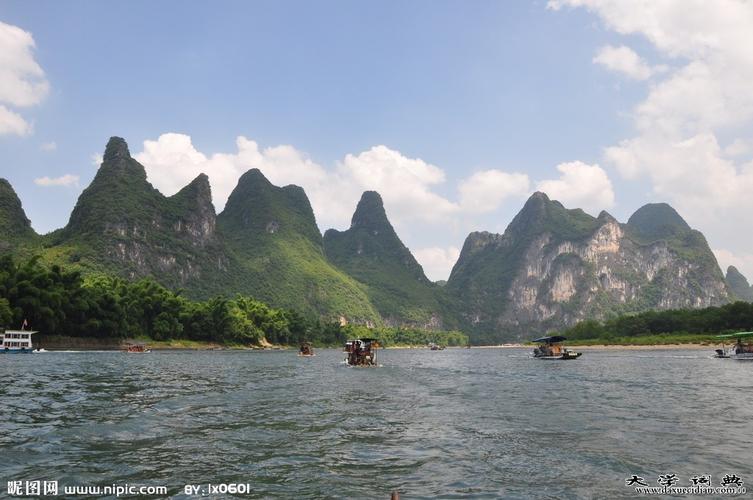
124, 342, 151, 353
0, 329, 36, 354
714, 332, 753, 361
714, 348, 731, 358
532, 335, 582, 360
428, 342, 445, 351
298, 342, 315, 357
344, 338, 379, 366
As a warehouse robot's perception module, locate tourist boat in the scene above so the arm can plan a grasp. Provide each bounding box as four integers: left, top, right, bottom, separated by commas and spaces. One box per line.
124, 342, 151, 353
531, 335, 582, 360
344, 338, 379, 366
0, 329, 37, 354
298, 342, 315, 357
714, 332, 753, 361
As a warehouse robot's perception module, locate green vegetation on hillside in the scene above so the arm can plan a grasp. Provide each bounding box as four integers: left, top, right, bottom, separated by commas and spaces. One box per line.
0, 255, 339, 345
726, 265, 753, 301
38, 137, 237, 299
342, 324, 468, 347
625, 202, 690, 243
1, 138, 383, 323
0, 178, 36, 247
218, 169, 381, 322
323, 191, 443, 324
0, 255, 467, 347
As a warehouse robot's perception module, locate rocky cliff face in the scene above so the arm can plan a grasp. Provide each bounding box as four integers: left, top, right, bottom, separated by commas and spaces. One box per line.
447, 192, 730, 343
62, 137, 229, 290
323, 191, 443, 328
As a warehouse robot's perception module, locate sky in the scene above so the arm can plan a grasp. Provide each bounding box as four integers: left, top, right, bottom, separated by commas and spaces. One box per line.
2, 0, 753, 282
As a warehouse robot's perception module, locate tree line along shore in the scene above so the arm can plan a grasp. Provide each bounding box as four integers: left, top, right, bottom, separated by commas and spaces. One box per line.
2, 255, 752, 349
0, 255, 467, 349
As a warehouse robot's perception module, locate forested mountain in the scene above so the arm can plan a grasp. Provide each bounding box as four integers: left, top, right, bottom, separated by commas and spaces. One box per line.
324, 191, 443, 328
726, 265, 753, 302
217, 168, 379, 321
0, 137, 741, 343
0, 178, 36, 247
446, 192, 730, 343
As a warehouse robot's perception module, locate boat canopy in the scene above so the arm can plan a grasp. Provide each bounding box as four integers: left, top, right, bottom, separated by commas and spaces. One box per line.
532, 335, 567, 344
715, 331, 753, 338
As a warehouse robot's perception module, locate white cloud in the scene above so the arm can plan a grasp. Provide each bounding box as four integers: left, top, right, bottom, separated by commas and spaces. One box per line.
40, 141, 56, 151
551, 0, 753, 272
458, 169, 530, 213
337, 146, 460, 226
593, 45, 657, 80
0, 104, 31, 136
134, 134, 618, 265
34, 174, 79, 187
413, 246, 461, 282
136, 133, 464, 231
536, 161, 615, 214
0, 21, 48, 136
90, 153, 103, 166
725, 138, 751, 157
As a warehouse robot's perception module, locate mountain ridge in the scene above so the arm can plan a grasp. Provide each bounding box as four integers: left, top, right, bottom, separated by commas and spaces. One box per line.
323, 191, 442, 327
446, 192, 730, 343
0, 137, 736, 340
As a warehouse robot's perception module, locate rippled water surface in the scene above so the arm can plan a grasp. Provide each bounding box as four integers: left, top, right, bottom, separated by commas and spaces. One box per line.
1, 348, 752, 498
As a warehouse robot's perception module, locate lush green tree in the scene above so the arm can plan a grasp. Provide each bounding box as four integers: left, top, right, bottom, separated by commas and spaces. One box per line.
0, 255, 472, 347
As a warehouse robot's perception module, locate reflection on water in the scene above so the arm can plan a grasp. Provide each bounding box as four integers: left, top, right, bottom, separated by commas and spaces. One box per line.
1, 348, 751, 498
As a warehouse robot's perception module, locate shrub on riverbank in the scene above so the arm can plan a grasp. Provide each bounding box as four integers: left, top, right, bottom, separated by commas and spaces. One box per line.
560, 302, 753, 342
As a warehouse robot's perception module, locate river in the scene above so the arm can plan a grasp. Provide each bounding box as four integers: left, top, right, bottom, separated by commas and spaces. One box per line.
1, 348, 751, 498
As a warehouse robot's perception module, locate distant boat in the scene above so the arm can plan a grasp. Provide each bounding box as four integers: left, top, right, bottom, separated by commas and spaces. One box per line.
124, 342, 151, 353
428, 342, 445, 351
298, 342, 315, 357
344, 338, 379, 366
0, 330, 37, 354
714, 332, 753, 361
531, 336, 582, 360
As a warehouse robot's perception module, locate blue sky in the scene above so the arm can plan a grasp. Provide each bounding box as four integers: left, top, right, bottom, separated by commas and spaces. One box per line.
2, 1, 753, 281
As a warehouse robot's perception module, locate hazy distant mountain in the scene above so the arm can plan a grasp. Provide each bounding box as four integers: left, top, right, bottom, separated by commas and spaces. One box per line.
726, 265, 753, 302
446, 192, 730, 343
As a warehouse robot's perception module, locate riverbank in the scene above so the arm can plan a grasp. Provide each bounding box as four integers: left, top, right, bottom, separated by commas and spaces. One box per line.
34, 335, 287, 351
33, 335, 725, 351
